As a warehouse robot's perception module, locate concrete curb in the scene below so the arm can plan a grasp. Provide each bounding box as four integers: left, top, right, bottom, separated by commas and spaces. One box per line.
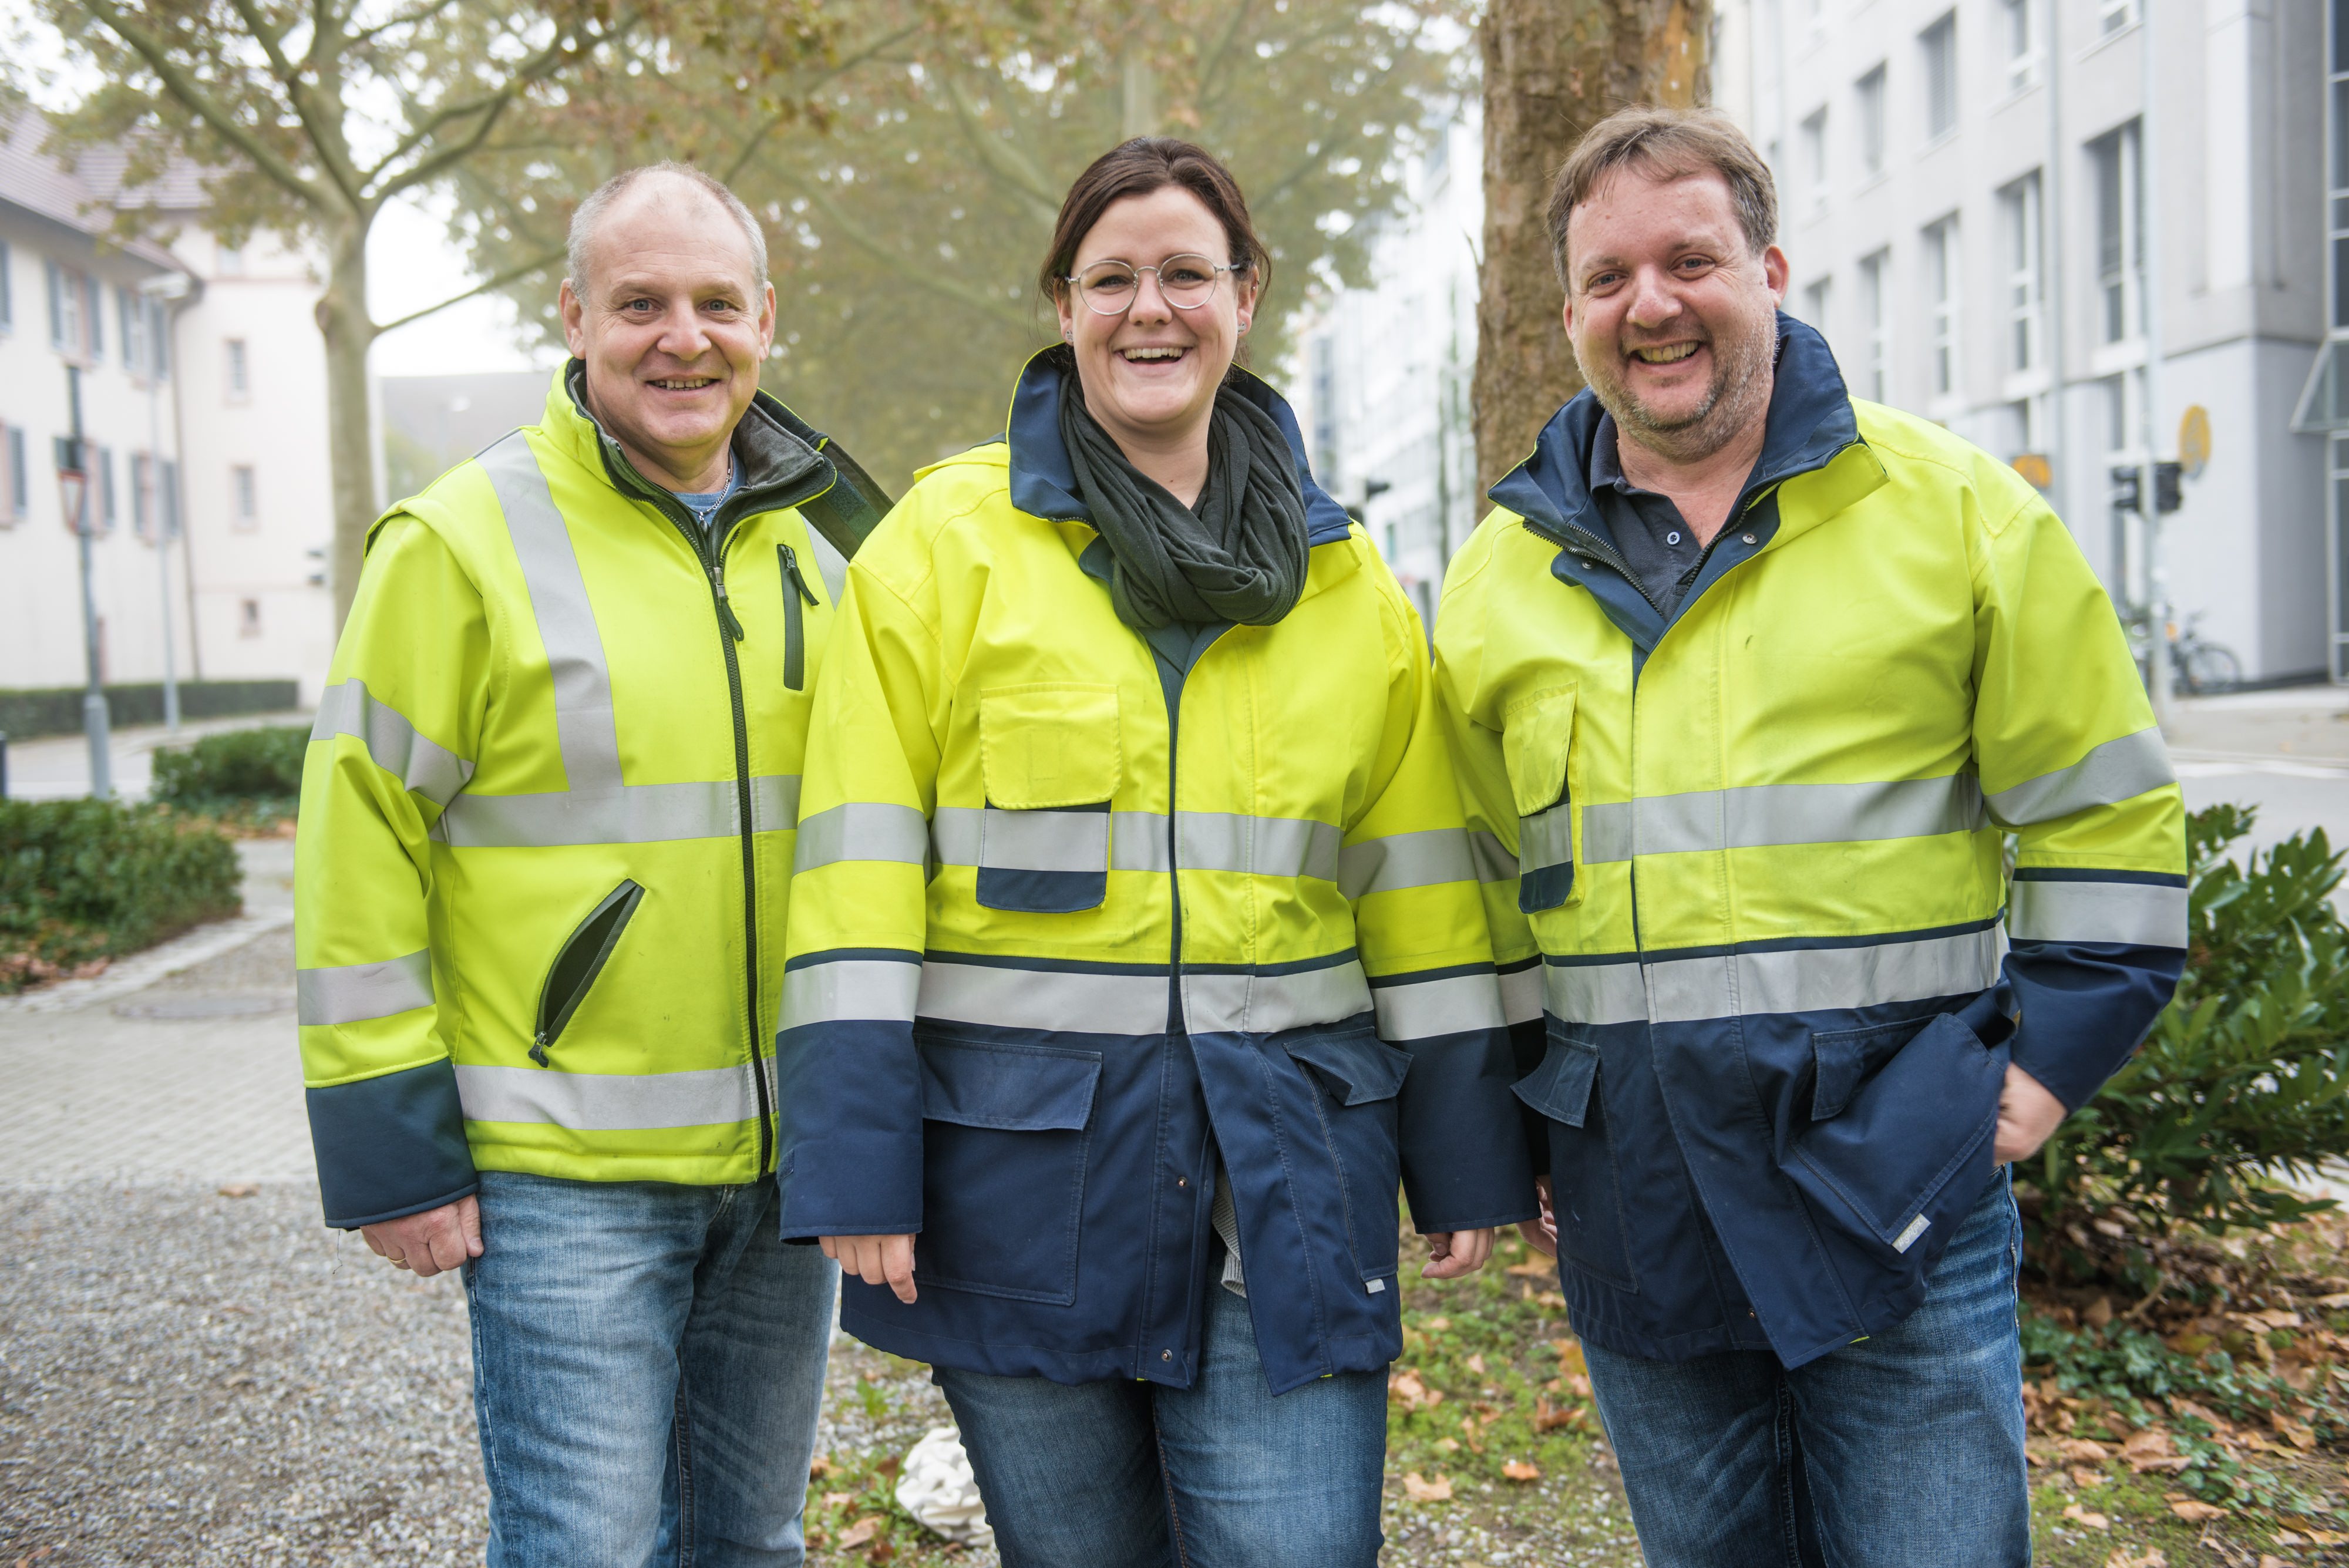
0, 909, 294, 1015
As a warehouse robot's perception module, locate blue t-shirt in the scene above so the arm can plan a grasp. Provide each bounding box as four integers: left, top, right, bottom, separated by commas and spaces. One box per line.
670, 465, 741, 531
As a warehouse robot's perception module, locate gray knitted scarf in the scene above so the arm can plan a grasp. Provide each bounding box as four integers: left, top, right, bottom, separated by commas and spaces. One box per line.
1058, 365, 1310, 631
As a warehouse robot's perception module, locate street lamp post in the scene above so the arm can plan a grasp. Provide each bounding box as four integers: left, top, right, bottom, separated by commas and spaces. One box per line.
58, 364, 112, 799
137, 272, 193, 735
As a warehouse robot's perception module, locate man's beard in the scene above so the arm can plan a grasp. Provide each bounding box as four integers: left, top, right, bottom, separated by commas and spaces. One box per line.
1584, 309, 1778, 465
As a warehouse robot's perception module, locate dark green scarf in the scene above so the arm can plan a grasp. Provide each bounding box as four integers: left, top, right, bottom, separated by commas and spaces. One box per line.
1058, 365, 1310, 631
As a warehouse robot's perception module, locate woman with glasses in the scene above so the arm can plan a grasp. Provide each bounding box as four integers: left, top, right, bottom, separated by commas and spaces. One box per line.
776, 138, 1533, 1567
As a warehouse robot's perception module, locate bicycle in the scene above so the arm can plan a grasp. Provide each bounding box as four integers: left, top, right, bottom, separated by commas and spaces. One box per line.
2121, 603, 2243, 695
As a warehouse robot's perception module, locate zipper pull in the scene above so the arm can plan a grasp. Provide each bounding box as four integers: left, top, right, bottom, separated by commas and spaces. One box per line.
710, 564, 746, 641
530, 1033, 550, 1068
781, 544, 818, 605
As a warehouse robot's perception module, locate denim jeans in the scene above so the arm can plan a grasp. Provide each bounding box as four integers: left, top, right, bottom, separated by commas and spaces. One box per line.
1581, 1170, 2028, 1568
933, 1283, 1388, 1568
464, 1170, 837, 1568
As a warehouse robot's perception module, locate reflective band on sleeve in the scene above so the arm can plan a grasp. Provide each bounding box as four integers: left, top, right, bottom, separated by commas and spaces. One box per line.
479, 433, 623, 795
2008, 877, 2189, 947
1519, 800, 1574, 873
919, 957, 1166, 1034
1985, 728, 2176, 827
1184, 955, 1371, 1035
982, 807, 1110, 873
795, 802, 930, 871
1369, 968, 1506, 1041
1644, 926, 2004, 1024
311, 679, 474, 808
1542, 956, 1648, 1027
1499, 960, 1543, 1025
780, 951, 924, 1029
1579, 773, 1983, 863
1338, 827, 1477, 900
297, 948, 435, 1027
456, 1061, 761, 1130
435, 776, 799, 848
1469, 830, 1517, 884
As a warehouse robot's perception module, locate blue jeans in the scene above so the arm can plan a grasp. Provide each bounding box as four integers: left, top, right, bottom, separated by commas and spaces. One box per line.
464, 1171, 837, 1568
1581, 1170, 2028, 1568
934, 1284, 1388, 1568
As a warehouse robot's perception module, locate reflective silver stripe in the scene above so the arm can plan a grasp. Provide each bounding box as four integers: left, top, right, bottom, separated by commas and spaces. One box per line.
1519, 801, 1574, 872
436, 776, 800, 848
1184, 958, 1371, 1035
1338, 828, 1477, 900
930, 809, 1342, 881
920, 959, 1165, 1033
1580, 775, 1983, 863
1499, 963, 1544, 1024
455, 1062, 761, 1130
1986, 727, 2176, 827
1470, 830, 1517, 884
1371, 970, 1505, 1041
1644, 927, 2005, 1025
2009, 879, 2188, 947
781, 955, 923, 1029
1542, 958, 1648, 1027
297, 948, 434, 1027
983, 808, 1109, 873
480, 432, 622, 793
796, 802, 930, 872
311, 679, 473, 808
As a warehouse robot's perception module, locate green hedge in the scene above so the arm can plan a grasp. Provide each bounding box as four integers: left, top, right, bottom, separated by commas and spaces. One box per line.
0, 799, 241, 992
0, 679, 300, 741
151, 725, 308, 818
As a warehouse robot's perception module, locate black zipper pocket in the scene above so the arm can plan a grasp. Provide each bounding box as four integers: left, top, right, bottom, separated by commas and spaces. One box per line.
531, 880, 645, 1065
779, 544, 818, 690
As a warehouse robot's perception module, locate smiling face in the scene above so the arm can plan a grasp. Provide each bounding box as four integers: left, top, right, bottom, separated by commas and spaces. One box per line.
1054, 184, 1257, 465
559, 174, 775, 493
1562, 165, 1788, 465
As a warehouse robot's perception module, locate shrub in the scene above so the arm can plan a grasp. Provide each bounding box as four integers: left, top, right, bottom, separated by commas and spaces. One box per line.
151, 725, 309, 819
2031, 803, 2349, 1239
0, 799, 241, 991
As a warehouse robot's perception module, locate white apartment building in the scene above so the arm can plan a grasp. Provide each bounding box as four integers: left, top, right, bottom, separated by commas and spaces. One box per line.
1731, 0, 2330, 683
0, 112, 334, 706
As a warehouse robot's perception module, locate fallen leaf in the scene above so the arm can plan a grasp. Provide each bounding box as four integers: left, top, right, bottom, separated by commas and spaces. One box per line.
1502, 1461, 1541, 1482
869, 1542, 896, 1564
2103, 1550, 2167, 1568
2167, 1499, 2225, 1523
2276, 1415, 2319, 1451
1504, 1261, 1550, 1277
2059, 1439, 2112, 1463
1424, 1317, 1452, 1333
2307, 1529, 2347, 1546
837, 1516, 884, 1549
1433, 1438, 1460, 1453
2083, 1296, 2115, 1328
2260, 1557, 2286, 1568
217, 1183, 258, 1198
809, 1453, 836, 1479
2071, 1467, 2105, 1489
2315, 1292, 2349, 1308
2119, 1428, 2173, 1461
2062, 1503, 2111, 1530
1402, 1471, 1453, 1503
1535, 1291, 1567, 1309
1466, 1353, 1487, 1375
1550, 1338, 1587, 1377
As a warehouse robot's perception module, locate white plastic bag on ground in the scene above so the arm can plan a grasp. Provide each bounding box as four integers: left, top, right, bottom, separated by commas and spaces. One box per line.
895, 1425, 994, 1547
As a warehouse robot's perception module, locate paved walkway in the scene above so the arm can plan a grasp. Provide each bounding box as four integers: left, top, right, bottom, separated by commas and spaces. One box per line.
2, 709, 309, 802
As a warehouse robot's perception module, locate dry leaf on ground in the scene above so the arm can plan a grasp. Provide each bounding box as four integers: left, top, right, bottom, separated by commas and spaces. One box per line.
1502, 1461, 1540, 1482
2062, 1503, 2111, 1530
2165, 1496, 2226, 1523
1402, 1472, 1453, 1502
2104, 1550, 2167, 1568
837, 1515, 885, 1549
2059, 1438, 2112, 1463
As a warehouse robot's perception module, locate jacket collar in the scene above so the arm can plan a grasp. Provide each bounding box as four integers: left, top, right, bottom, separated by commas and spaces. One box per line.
1003, 346, 1354, 548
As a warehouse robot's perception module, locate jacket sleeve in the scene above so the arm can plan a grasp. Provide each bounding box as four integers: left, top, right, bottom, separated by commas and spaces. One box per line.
1973, 486, 2188, 1111
1344, 566, 1536, 1233
775, 543, 943, 1239
295, 514, 487, 1228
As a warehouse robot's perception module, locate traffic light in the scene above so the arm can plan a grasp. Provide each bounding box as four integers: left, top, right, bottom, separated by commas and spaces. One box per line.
2109, 466, 2142, 513
2153, 461, 2183, 514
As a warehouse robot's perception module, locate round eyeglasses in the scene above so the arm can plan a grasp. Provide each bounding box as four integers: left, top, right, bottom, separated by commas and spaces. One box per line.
1064, 254, 1246, 315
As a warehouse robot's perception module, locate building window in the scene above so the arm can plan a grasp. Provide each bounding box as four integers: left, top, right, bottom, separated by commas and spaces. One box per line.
1921, 13, 1958, 142
2000, 173, 2044, 374
147, 298, 169, 378
225, 337, 250, 399
5, 428, 22, 521
1855, 66, 1887, 180
1799, 107, 1828, 208
1924, 216, 1961, 400
2099, 0, 2136, 37
1857, 248, 1891, 403
0, 424, 15, 525
84, 275, 101, 358
2091, 122, 2145, 345
232, 463, 258, 529
159, 459, 180, 537
1802, 276, 1833, 335
0, 241, 14, 330
218, 241, 245, 276
96, 445, 116, 533
118, 286, 145, 374
239, 597, 263, 638
46, 260, 86, 356
2001, 0, 2040, 92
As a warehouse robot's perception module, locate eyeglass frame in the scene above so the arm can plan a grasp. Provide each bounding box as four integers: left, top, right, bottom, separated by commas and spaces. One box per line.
1059, 253, 1253, 316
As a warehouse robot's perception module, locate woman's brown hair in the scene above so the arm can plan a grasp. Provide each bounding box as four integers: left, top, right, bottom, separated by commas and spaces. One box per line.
1037, 138, 1273, 307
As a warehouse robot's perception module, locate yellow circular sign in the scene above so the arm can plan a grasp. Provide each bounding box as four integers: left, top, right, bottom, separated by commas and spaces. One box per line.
2011, 452, 2053, 490
2179, 405, 2212, 478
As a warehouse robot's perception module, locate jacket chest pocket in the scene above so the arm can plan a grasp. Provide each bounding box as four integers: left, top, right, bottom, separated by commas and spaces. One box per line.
975, 684, 1121, 914
1503, 687, 1584, 915
1286, 1028, 1412, 1284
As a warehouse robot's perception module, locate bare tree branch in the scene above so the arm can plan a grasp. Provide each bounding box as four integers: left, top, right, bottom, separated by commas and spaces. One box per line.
371, 12, 607, 199
785, 173, 1031, 331
224, 0, 364, 206
373, 244, 565, 334
721, 16, 928, 184
943, 75, 1061, 224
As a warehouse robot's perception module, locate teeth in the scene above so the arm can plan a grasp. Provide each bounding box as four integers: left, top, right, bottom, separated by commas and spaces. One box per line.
1630, 344, 1700, 365
652, 378, 715, 389
1122, 348, 1184, 361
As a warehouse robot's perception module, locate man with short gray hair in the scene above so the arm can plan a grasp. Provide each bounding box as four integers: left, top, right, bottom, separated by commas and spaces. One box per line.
295, 161, 887, 1564
1436, 106, 2185, 1564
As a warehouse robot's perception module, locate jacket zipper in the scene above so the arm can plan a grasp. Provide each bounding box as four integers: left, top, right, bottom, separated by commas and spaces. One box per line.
779, 544, 817, 691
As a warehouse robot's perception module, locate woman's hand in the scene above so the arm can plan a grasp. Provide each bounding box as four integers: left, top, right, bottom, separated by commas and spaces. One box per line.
821, 1233, 918, 1303
1517, 1175, 1558, 1259
1421, 1227, 1496, 1280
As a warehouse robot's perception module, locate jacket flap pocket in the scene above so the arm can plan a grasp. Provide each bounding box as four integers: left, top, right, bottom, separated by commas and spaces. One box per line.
1285, 1029, 1411, 1105
1501, 687, 1576, 819
1512, 1031, 1599, 1128
917, 1037, 1103, 1131
980, 684, 1121, 809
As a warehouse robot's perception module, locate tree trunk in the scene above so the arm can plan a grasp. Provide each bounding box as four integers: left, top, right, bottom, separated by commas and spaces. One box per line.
317, 216, 380, 633
1474, 0, 1710, 499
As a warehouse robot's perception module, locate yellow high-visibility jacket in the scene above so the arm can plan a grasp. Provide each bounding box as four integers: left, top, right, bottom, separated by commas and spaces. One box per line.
776, 353, 1534, 1395
294, 364, 883, 1226
1435, 317, 2186, 1368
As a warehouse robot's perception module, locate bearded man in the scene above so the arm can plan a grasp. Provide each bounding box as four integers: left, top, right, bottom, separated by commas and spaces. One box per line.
1433, 106, 2184, 1566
